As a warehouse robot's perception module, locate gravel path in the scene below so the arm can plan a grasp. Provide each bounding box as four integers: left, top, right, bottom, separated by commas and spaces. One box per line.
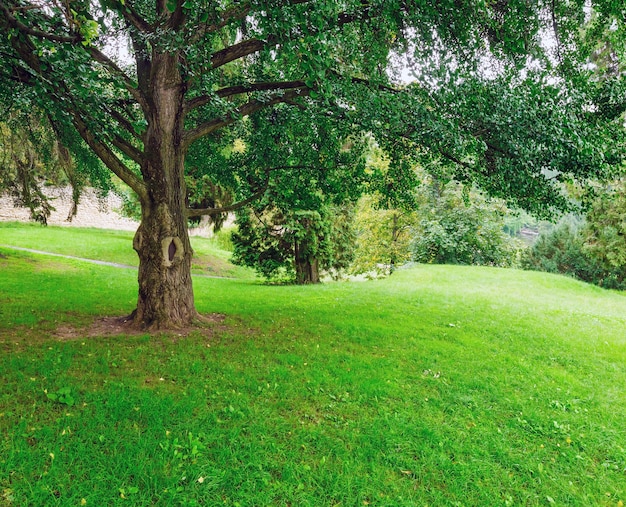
0, 244, 136, 268
0, 244, 233, 278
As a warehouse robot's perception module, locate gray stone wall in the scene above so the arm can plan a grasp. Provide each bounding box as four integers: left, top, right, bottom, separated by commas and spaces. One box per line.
0, 187, 139, 231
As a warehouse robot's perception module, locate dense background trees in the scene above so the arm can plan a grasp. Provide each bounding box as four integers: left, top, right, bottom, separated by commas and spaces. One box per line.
350, 194, 416, 277
522, 184, 626, 290
1, 0, 625, 327
410, 180, 519, 268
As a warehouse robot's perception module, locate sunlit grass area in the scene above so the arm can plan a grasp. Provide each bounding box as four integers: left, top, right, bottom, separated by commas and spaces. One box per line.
1, 223, 625, 506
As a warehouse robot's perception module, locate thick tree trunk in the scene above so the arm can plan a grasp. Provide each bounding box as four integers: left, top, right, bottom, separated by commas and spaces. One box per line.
129, 52, 198, 330
294, 242, 320, 284
132, 198, 196, 329
295, 257, 320, 284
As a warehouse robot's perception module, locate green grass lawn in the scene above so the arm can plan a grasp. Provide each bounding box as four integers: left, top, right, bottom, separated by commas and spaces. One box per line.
0, 221, 254, 279
1, 224, 625, 506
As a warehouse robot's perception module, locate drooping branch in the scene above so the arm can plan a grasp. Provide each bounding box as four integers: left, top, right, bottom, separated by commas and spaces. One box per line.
184, 80, 307, 112
183, 88, 310, 147
0, 13, 147, 193
1, 4, 147, 110
186, 185, 268, 217
185, 164, 313, 217
72, 114, 147, 202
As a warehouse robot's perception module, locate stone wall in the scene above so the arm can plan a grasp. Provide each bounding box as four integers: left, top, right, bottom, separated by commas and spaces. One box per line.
0, 187, 139, 231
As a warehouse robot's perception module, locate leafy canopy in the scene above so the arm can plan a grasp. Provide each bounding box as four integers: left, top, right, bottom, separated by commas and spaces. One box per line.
0, 0, 624, 218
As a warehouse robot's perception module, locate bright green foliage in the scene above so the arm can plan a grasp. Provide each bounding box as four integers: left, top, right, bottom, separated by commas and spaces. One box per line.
523, 183, 626, 290
584, 181, 626, 268
352, 178, 522, 275
0, 0, 623, 214
412, 182, 520, 267
45, 386, 75, 407
229, 104, 363, 283
351, 194, 418, 276
322, 206, 357, 281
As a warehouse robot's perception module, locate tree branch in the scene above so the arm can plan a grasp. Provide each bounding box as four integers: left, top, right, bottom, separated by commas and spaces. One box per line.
7, 4, 43, 12
186, 185, 268, 217
332, 71, 403, 94
164, 0, 185, 31
0, 0, 79, 43
86, 46, 148, 110
210, 37, 269, 69
185, 80, 307, 112
130, 30, 151, 97
186, 163, 313, 217
189, 2, 252, 43
183, 88, 310, 147
110, 0, 153, 33
209, 1, 373, 69
106, 106, 143, 141
192, 0, 317, 45
109, 134, 144, 165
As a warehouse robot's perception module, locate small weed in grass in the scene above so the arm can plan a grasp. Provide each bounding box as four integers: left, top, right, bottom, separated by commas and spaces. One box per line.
44, 387, 75, 407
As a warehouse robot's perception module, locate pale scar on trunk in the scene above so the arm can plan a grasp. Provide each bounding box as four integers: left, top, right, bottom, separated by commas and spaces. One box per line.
162, 236, 184, 267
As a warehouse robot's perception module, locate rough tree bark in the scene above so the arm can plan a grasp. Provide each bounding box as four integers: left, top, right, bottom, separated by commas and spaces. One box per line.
129, 52, 198, 329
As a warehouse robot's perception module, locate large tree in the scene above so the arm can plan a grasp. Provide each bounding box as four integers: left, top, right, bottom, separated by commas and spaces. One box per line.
0, 0, 624, 329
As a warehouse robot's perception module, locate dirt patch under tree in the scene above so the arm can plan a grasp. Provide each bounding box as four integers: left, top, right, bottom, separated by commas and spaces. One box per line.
53, 313, 228, 340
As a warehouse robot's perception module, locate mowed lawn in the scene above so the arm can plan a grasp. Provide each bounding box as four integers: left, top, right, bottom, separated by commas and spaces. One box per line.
1, 223, 625, 506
